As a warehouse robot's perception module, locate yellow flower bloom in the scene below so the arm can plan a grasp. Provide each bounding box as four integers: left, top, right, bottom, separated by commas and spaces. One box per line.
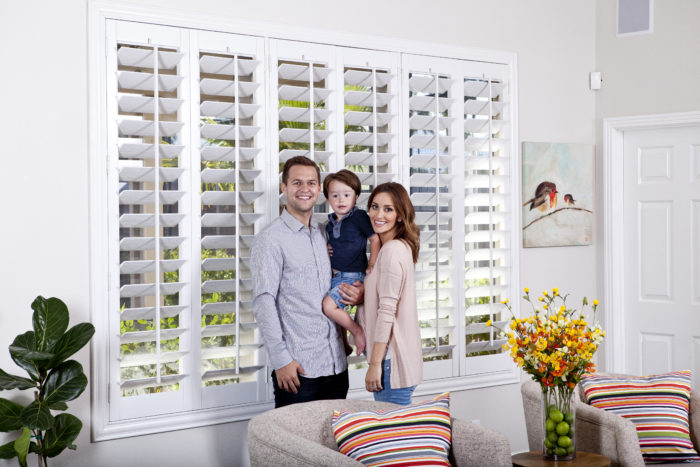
560, 305, 566, 312
485, 319, 492, 327
543, 290, 548, 296
553, 287, 559, 295
524, 287, 529, 293
543, 304, 548, 310
538, 297, 544, 302
593, 299, 599, 306
502, 298, 509, 304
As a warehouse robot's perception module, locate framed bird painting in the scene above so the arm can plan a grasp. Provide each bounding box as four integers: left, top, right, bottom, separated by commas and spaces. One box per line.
521, 142, 594, 247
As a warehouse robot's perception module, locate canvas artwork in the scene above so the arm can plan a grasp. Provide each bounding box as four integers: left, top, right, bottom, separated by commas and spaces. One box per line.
522, 142, 594, 247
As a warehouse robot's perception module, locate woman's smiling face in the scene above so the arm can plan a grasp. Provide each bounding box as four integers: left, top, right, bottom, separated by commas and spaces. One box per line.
369, 192, 399, 241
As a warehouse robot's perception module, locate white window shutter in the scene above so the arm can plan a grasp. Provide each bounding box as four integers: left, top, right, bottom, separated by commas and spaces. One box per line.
109, 22, 192, 419
271, 40, 337, 223
196, 31, 268, 408
402, 55, 462, 380
98, 16, 518, 435
462, 66, 515, 376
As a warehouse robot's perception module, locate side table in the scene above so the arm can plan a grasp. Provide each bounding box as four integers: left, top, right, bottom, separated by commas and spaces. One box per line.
512, 451, 611, 467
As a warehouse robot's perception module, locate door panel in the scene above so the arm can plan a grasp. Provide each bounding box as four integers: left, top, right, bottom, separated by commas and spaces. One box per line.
623, 125, 700, 382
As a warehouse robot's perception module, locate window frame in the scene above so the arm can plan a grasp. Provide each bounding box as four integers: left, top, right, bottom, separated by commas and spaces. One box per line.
88, 0, 520, 441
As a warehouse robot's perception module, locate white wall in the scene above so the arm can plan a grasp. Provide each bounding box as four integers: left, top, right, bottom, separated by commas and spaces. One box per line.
0, 0, 599, 465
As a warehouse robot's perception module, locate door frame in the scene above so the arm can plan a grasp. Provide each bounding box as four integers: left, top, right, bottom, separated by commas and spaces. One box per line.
603, 111, 700, 373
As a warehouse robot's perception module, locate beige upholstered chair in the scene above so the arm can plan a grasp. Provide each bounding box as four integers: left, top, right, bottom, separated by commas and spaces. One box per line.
521, 376, 700, 467
248, 398, 512, 466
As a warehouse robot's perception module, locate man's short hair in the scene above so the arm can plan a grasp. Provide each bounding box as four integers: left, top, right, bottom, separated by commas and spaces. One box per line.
281, 156, 321, 185
322, 169, 362, 198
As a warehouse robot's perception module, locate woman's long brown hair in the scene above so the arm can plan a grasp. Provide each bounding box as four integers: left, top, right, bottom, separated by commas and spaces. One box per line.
367, 183, 420, 263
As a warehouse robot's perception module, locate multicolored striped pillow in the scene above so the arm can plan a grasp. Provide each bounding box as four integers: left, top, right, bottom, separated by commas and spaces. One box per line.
331, 393, 451, 466
580, 370, 700, 464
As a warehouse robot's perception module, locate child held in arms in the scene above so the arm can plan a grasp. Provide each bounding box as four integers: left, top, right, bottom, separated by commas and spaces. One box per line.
323, 170, 380, 356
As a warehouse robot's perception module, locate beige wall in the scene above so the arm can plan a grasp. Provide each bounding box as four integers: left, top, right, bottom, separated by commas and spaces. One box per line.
0, 1, 603, 465
595, 0, 700, 119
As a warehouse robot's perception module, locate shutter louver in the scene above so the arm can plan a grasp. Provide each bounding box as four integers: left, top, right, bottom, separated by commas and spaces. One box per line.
116, 43, 188, 397
199, 49, 265, 394
407, 72, 457, 363
463, 77, 511, 356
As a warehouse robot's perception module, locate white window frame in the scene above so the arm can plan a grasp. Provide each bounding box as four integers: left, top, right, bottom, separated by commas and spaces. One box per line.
88, 0, 520, 441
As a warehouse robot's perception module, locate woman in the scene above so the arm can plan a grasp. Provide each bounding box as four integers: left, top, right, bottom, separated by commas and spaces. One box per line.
359, 182, 422, 405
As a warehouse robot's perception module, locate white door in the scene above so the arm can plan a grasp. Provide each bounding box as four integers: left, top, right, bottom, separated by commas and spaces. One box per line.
623, 124, 700, 382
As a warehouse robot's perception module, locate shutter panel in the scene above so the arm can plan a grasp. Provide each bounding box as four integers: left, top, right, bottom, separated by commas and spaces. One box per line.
110, 23, 191, 418
340, 49, 399, 210
463, 70, 514, 374
197, 33, 267, 407
337, 49, 400, 386
403, 55, 462, 380
272, 41, 336, 223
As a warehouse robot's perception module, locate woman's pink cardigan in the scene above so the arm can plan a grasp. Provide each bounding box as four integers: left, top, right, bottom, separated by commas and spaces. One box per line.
358, 239, 422, 388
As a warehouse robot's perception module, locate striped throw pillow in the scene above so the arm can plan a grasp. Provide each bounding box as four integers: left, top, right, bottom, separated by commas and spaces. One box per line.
331, 393, 451, 466
580, 370, 700, 464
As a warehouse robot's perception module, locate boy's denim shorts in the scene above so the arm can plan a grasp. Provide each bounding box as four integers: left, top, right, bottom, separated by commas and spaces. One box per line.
327, 271, 365, 309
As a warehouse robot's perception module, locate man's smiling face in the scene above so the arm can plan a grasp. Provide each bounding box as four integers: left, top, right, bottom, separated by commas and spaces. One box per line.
281, 164, 321, 217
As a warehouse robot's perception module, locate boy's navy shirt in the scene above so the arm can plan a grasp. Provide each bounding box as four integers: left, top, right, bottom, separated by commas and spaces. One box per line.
325, 207, 375, 273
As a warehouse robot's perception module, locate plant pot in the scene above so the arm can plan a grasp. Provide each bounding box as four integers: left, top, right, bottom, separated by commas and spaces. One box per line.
542, 385, 576, 460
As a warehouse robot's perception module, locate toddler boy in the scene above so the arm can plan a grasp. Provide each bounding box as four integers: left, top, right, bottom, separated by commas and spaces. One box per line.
322, 170, 380, 356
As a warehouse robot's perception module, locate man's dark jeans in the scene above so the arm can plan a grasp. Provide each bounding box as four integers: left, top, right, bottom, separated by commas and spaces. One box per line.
271, 369, 349, 408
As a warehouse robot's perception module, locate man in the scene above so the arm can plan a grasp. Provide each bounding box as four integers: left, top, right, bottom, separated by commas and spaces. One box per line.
251, 156, 363, 407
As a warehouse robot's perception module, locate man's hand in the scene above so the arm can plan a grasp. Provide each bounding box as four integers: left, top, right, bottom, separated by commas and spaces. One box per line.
276, 360, 305, 394
338, 280, 364, 306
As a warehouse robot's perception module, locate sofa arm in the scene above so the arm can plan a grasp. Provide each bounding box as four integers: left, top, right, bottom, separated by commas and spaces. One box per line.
248, 416, 359, 467
690, 390, 700, 453
450, 418, 511, 467
575, 402, 644, 467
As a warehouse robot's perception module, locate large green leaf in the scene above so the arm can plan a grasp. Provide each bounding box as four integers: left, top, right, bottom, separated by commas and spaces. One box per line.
9, 331, 40, 381
48, 323, 95, 367
0, 368, 36, 391
48, 401, 68, 411
20, 400, 54, 430
42, 413, 82, 458
32, 296, 69, 353
0, 398, 24, 431
0, 440, 15, 459
15, 428, 31, 467
44, 361, 87, 404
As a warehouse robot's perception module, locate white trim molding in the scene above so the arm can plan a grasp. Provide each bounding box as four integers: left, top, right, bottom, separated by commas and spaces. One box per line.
603, 111, 700, 373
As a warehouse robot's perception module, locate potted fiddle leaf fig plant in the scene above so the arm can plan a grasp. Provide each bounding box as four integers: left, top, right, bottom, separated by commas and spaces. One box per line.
0, 296, 94, 467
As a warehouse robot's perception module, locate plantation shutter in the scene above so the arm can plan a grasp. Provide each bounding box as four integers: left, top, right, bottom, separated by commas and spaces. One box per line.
338, 48, 400, 387
402, 55, 463, 380
109, 22, 191, 418
462, 63, 514, 375
196, 31, 267, 407
271, 40, 336, 223
99, 17, 518, 435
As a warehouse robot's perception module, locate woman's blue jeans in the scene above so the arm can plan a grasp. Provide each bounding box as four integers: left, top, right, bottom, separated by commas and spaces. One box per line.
372, 359, 416, 406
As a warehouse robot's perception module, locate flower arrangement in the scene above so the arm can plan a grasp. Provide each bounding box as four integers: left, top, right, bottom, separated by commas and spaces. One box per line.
487, 287, 605, 460
487, 287, 604, 388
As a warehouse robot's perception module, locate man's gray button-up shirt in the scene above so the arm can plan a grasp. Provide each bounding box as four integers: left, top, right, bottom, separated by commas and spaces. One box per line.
251, 209, 347, 377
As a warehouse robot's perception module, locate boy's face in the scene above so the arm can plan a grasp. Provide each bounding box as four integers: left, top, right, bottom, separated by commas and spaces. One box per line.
327, 180, 357, 219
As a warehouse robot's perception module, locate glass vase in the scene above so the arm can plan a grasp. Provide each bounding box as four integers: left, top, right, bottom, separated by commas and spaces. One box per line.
542, 385, 576, 460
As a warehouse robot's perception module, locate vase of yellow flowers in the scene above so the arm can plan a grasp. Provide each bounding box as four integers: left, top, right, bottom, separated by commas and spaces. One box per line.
487, 287, 604, 461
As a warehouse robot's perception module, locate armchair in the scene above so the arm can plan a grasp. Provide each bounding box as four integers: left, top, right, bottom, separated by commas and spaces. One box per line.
521, 376, 700, 467
248, 398, 512, 466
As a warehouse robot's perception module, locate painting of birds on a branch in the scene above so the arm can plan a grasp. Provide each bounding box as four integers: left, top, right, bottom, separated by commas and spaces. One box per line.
522, 142, 593, 247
